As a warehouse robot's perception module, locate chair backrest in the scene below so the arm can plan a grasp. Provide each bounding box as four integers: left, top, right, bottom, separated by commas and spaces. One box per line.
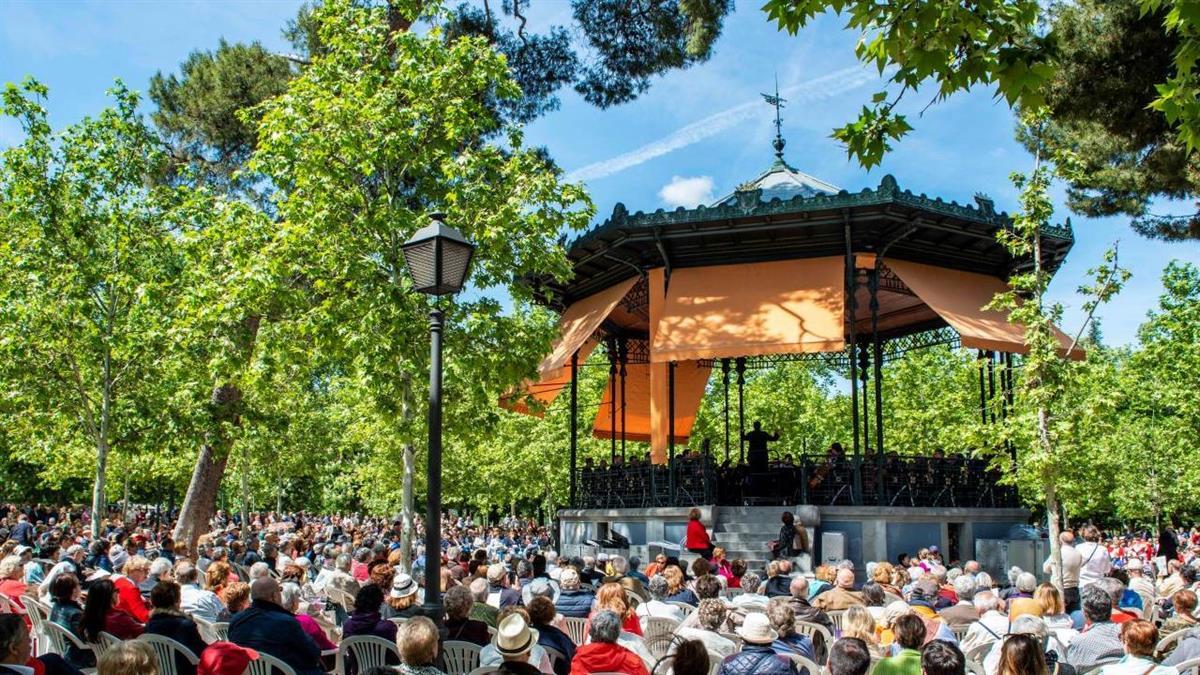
90, 631, 123, 659
562, 616, 589, 645
827, 609, 846, 631
244, 650, 300, 675
486, 624, 498, 638
337, 634, 400, 674
717, 632, 743, 651
40, 620, 89, 657
964, 639, 992, 670
192, 614, 221, 643
1157, 626, 1190, 657
543, 645, 568, 672
788, 652, 822, 675
643, 616, 678, 642
625, 590, 643, 610
387, 616, 410, 628
138, 633, 200, 675
721, 588, 744, 600
442, 640, 483, 675
949, 624, 971, 642
668, 601, 697, 617
1175, 656, 1200, 675
707, 649, 724, 675
644, 632, 679, 659
794, 621, 833, 662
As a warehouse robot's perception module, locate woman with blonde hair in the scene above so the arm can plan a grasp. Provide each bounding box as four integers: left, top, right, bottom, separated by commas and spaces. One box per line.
1035, 582, 1078, 652
842, 604, 884, 656
711, 547, 733, 580
593, 582, 642, 635
97, 640, 158, 675
204, 560, 232, 596
662, 566, 698, 605
872, 561, 903, 599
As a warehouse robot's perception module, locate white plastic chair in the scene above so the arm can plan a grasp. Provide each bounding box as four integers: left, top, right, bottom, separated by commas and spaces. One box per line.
795, 621, 833, 662
668, 601, 697, 617
707, 649, 724, 675
1157, 626, 1190, 657
788, 652, 822, 675
442, 640, 482, 675
138, 633, 200, 675
22, 596, 51, 656
949, 624, 972, 642
192, 614, 228, 643
643, 616, 678, 643
562, 616, 589, 645
244, 650, 300, 675
336, 634, 400, 674
827, 609, 846, 631
40, 622, 96, 674
89, 632, 122, 659
1175, 657, 1200, 675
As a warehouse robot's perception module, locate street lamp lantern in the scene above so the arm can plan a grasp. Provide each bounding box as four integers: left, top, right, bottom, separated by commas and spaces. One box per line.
401, 214, 475, 296
401, 213, 475, 625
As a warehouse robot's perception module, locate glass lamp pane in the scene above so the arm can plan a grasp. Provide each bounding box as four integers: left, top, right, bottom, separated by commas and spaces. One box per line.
401, 239, 438, 292
439, 240, 474, 293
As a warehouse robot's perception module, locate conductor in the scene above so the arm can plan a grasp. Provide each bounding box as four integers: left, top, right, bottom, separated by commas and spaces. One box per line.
742, 421, 780, 473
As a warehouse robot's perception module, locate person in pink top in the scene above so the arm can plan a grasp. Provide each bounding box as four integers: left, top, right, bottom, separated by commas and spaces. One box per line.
280, 582, 336, 652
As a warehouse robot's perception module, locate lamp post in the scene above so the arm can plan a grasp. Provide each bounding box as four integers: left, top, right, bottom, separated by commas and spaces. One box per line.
401, 214, 475, 623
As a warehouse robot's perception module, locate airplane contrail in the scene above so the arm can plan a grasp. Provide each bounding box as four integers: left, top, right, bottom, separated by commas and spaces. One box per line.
566, 64, 879, 183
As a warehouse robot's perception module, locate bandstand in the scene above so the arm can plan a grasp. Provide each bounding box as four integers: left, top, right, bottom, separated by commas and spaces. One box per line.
506, 122, 1078, 572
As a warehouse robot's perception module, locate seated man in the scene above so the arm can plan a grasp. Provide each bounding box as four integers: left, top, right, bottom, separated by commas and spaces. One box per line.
228, 578, 323, 675
1066, 586, 1124, 673
813, 569, 864, 612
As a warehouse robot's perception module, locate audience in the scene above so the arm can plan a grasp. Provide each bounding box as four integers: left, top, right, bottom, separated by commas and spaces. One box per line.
228, 578, 323, 675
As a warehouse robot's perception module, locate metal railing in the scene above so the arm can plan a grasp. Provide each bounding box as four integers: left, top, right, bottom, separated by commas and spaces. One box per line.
572, 454, 1019, 509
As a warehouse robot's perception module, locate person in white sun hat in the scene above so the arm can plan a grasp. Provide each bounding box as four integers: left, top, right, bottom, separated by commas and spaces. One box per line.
475, 612, 541, 675
718, 611, 801, 674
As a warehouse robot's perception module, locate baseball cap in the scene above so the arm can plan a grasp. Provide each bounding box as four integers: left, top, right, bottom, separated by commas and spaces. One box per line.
198, 642, 259, 675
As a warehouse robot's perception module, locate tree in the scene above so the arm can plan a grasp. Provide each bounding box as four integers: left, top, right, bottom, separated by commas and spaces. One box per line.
0, 79, 192, 536
149, 41, 295, 205
987, 111, 1129, 591
246, 0, 591, 568
1027, 1, 1200, 242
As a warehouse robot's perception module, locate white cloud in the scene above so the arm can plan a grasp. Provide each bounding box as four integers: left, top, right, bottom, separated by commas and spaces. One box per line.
566, 64, 878, 182
658, 175, 715, 208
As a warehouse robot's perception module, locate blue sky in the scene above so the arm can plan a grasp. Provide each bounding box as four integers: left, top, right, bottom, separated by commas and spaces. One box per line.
3, 0, 1199, 347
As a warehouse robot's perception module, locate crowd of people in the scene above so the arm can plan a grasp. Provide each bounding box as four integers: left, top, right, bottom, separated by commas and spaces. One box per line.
2, 503, 1200, 675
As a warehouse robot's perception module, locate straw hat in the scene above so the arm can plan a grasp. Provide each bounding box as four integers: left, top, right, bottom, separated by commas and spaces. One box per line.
390, 573, 418, 599
494, 613, 539, 657
735, 612, 779, 645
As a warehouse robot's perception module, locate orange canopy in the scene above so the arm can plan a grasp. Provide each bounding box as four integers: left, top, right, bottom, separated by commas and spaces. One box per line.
884, 259, 1082, 358
592, 361, 710, 453
651, 257, 845, 362
500, 278, 635, 414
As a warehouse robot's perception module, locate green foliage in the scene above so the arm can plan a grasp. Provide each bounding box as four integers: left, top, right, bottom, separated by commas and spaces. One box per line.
762, 0, 1050, 167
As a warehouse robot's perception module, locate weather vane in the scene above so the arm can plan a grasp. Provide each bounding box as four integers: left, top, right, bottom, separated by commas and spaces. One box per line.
762, 74, 787, 161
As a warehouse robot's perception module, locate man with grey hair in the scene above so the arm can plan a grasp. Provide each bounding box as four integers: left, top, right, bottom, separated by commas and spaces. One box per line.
229, 577, 324, 675
248, 561, 271, 581
544, 551, 561, 580
636, 574, 685, 625
938, 575, 979, 625
731, 572, 768, 608
177, 560, 229, 623
141, 557, 174, 592
787, 575, 832, 631
604, 555, 647, 600
571, 610, 649, 674
1066, 585, 1123, 672
470, 576, 500, 628
959, 590, 1007, 654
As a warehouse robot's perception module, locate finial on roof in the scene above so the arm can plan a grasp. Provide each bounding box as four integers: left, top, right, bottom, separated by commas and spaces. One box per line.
761, 74, 787, 165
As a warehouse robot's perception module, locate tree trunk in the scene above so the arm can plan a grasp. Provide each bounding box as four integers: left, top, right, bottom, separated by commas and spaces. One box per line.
1038, 406, 1065, 595
123, 468, 130, 526
400, 443, 415, 574
240, 444, 252, 543
173, 382, 242, 551
91, 346, 113, 539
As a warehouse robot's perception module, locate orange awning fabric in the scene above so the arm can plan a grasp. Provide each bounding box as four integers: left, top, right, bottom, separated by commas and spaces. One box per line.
500, 278, 636, 415
592, 362, 711, 454
651, 257, 845, 362
884, 259, 1083, 359
498, 339, 598, 416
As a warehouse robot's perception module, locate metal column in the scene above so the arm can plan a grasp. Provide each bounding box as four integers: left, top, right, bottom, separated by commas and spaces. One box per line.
618, 338, 628, 461
869, 266, 885, 505
845, 223, 861, 504
569, 351, 578, 507
736, 357, 746, 464
668, 361, 677, 503
722, 359, 731, 463
607, 339, 617, 463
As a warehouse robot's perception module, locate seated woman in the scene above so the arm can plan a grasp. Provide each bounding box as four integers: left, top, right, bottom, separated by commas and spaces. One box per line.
840, 604, 884, 658
280, 582, 336, 652
529, 596, 574, 675
144, 581, 207, 675
662, 567, 699, 607
381, 573, 423, 621
444, 585, 489, 646
342, 583, 397, 641
1098, 619, 1173, 675
47, 572, 93, 669
396, 616, 447, 675
1161, 589, 1199, 637
81, 578, 144, 642
590, 583, 642, 637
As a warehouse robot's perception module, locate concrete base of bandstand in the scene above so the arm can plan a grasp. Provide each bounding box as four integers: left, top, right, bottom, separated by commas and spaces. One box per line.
556, 504, 1031, 579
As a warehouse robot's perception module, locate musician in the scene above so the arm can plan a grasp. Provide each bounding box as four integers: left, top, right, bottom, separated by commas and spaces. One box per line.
741, 421, 780, 473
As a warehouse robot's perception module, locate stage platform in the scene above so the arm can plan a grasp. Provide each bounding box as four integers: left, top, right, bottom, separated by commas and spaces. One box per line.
557, 504, 1033, 579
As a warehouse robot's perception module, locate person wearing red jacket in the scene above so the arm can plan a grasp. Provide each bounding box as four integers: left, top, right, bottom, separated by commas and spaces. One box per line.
111, 556, 151, 623
685, 508, 714, 560
569, 610, 649, 675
